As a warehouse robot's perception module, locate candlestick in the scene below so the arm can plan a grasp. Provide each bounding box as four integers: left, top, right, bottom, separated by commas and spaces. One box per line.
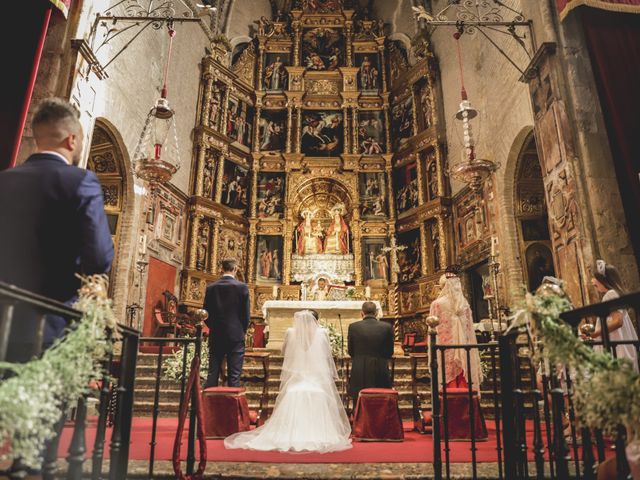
272, 285, 278, 299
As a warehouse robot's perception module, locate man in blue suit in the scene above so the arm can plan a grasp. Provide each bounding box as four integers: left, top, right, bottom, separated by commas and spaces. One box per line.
203, 258, 250, 387
0, 97, 114, 361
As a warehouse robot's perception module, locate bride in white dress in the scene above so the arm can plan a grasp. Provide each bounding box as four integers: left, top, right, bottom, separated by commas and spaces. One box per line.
224, 310, 352, 453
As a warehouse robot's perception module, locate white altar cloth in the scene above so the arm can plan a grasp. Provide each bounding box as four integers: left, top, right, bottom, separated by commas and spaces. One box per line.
261, 300, 383, 351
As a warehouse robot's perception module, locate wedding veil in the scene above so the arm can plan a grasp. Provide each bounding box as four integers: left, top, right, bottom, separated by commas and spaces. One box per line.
280, 310, 338, 388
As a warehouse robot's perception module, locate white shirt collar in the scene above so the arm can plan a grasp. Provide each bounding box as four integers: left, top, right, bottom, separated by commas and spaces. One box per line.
222, 274, 235, 278
40, 151, 70, 165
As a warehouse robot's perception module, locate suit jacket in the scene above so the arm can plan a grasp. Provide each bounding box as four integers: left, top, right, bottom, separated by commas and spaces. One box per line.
348, 316, 394, 398
203, 275, 250, 345
0, 153, 114, 351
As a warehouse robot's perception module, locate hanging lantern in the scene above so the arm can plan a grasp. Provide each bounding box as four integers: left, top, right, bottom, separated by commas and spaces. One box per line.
132, 23, 181, 186
450, 31, 497, 193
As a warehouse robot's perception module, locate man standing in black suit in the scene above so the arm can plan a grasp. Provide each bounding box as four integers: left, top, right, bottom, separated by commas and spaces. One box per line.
348, 301, 394, 407
0, 98, 114, 361
204, 258, 250, 387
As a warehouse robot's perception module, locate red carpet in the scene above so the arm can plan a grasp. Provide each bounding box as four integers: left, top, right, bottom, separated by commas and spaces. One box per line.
57, 416, 589, 464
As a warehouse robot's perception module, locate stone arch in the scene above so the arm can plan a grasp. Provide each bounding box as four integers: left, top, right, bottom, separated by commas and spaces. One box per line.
498, 126, 535, 303
86, 118, 135, 322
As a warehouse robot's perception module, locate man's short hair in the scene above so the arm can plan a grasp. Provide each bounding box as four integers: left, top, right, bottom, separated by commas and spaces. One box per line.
362, 301, 377, 316
221, 258, 237, 272
32, 98, 81, 140
309, 309, 319, 320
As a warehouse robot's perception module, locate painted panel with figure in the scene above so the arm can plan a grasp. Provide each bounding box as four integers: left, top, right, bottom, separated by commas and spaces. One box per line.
416, 80, 433, 132
359, 172, 386, 219
218, 228, 247, 281
391, 95, 414, 151
302, 0, 343, 12
357, 111, 385, 155
421, 149, 438, 202
393, 162, 419, 214
220, 160, 249, 211
257, 172, 285, 219
355, 53, 381, 92
362, 238, 389, 284
301, 110, 344, 156
397, 229, 421, 284
225, 98, 253, 148
256, 236, 283, 283
302, 28, 344, 71
263, 53, 289, 91
258, 110, 286, 152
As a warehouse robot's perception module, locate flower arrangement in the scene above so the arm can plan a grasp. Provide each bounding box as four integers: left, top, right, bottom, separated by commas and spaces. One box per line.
0, 275, 116, 467
514, 282, 640, 441
163, 341, 209, 382
319, 320, 344, 357
345, 287, 356, 299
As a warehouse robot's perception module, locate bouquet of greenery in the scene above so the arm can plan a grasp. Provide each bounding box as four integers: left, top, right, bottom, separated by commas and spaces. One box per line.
163, 342, 209, 382
319, 320, 344, 357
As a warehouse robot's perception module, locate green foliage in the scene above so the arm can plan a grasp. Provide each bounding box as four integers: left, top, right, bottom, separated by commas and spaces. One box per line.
0, 276, 114, 467
320, 320, 344, 358
163, 342, 209, 382
522, 285, 640, 440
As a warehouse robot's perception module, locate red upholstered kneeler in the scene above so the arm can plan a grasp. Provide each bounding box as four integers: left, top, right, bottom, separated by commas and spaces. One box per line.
202, 387, 251, 439
439, 388, 488, 441
352, 388, 404, 442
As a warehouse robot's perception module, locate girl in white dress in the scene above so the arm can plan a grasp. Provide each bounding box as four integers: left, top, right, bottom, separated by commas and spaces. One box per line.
224, 310, 352, 453
590, 260, 638, 369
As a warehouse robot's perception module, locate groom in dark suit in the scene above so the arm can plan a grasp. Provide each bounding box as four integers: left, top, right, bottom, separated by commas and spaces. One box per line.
0, 97, 114, 361
348, 301, 394, 407
204, 258, 250, 387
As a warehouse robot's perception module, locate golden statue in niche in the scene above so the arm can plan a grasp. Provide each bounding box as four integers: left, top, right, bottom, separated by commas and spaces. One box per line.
296, 209, 324, 255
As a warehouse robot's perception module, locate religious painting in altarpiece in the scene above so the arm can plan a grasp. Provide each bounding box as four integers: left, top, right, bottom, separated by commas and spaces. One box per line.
220, 160, 249, 212
362, 238, 390, 285
302, 28, 344, 71
359, 172, 387, 219
397, 228, 422, 284
391, 93, 415, 151
357, 110, 386, 155
225, 97, 254, 149
258, 110, 287, 152
263, 52, 290, 91
219, 228, 248, 282
301, 110, 344, 156
421, 149, 438, 202
393, 161, 419, 215
207, 83, 226, 133
256, 235, 283, 284
257, 172, 286, 219
355, 52, 381, 93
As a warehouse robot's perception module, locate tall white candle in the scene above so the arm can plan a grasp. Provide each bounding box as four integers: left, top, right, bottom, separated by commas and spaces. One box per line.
365, 286, 371, 299
272, 285, 278, 299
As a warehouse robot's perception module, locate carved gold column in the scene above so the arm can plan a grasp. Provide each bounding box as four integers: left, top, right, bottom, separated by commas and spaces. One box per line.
257, 39, 266, 91
343, 106, 350, 154
352, 210, 362, 285
383, 100, 392, 154
436, 214, 448, 271
419, 221, 429, 276
435, 143, 445, 197
250, 159, 259, 218
201, 73, 214, 126
295, 106, 302, 154
350, 106, 358, 154
221, 85, 231, 137
292, 20, 301, 67
253, 104, 262, 153
282, 214, 293, 285
214, 153, 225, 203
376, 38, 388, 92
345, 21, 353, 67
286, 101, 294, 154
415, 153, 425, 205
248, 219, 257, 282
385, 156, 396, 220
210, 218, 220, 275
189, 213, 203, 270
194, 140, 207, 197
389, 226, 399, 285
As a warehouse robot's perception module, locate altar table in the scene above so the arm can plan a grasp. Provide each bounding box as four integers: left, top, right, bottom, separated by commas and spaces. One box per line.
261, 300, 383, 351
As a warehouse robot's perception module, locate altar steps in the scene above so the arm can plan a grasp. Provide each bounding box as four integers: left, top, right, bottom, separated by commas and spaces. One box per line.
132, 352, 534, 420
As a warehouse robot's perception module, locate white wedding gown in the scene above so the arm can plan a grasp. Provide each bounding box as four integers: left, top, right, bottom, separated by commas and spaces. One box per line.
224, 310, 352, 453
